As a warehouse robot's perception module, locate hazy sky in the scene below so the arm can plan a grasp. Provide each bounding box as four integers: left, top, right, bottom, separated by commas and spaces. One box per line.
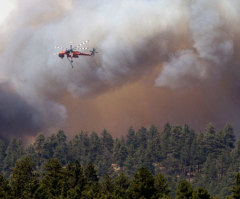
0, 0, 240, 139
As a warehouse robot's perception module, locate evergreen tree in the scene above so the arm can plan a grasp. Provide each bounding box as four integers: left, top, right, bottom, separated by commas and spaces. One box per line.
84, 162, 99, 184
148, 125, 158, 141
113, 138, 128, 168
231, 173, 240, 199
136, 127, 148, 149
0, 139, 6, 171
154, 173, 170, 198
126, 127, 136, 146
161, 123, 171, 156
176, 180, 193, 199
10, 156, 38, 199
222, 123, 235, 150
89, 132, 102, 163
126, 127, 137, 155
82, 162, 101, 198
113, 172, 130, 198
128, 167, 156, 199
102, 129, 114, 153
0, 174, 11, 199
38, 159, 64, 198
193, 188, 211, 199
3, 138, 24, 177
53, 130, 68, 165
203, 156, 218, 184
123, 154, 138, 177
101, 174, 114, 198
64, 160, 86, 198
0, 123, 238, 198
203, 123, 221, 157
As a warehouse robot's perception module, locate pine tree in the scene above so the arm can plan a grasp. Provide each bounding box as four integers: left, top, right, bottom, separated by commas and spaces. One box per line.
126, 127, 136, 146
0, 139, 6, 171
113, 172, 130, 198
89, 132, 102, 163
231, 173, 240, 199
113, 138, 128, 168
222, 123, 235, 150
176, 180, 193, 199
154, 173, 170, 198
64, 160, 86, 198
193, 188, 211, 199
38, 159, 64, 198
148, 125, 158, 141
102, 129, 114, 153
10, 156, 38, 199
101, 174, 114, 198
128, 167, 156, 199
0, 174, 11, 199
3, 138, 24, 177
53, 130, 68, 165
161, 123, 171, 156
84, 162, 98, 184
136, 127, 148, 149
82, 162, 101, 198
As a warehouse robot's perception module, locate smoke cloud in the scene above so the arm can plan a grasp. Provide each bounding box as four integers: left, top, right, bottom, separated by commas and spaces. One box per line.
0, 0, 240, 138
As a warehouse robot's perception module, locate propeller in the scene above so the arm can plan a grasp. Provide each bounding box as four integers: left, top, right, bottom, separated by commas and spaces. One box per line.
78, 47, 88, 50
54, 46, 65, 49
55, 40, 90, 52
77, 40, 89, 46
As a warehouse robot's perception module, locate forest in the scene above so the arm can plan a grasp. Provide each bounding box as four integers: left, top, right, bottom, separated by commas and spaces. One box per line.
0, 123, 240, 198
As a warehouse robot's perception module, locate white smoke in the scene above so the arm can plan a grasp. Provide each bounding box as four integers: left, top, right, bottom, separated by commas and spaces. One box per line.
155, 0, 239, 88
0, 0, 240, 136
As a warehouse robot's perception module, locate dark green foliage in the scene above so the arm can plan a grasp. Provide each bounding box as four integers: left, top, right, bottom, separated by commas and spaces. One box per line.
113, 138, 128, 168
0, 123, 239, 198
155, 173, 170, 198
0, 156, 237, 199
222, 124, 235, 150
101, 174, 114, 198
3, 138, 24, 177
128, 167, 156, 199
102, 129, 114, 153
0, 139, 6, 171
10, 156, 38, 199
89, 132, 102, 162
85, 162, 98, 184
113, 172, 130, 198
231, 173, 240, 199
176, 180, 193, 199
39, 159, 64, 198
53, 130, 68, 164
0, 174, 10, 199
126, 127, 137, 151
193, 188, 211, 199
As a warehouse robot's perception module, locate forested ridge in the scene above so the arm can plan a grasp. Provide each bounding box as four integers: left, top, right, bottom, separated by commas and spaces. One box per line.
0, 123, 240, 198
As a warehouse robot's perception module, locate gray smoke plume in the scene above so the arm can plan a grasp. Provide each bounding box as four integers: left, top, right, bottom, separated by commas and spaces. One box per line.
0, 82, 66, 139
155, 0, 239, 88
0, 0, 240, 138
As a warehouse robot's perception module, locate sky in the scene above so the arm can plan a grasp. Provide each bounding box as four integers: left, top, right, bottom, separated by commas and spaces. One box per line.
0, 0, 240, 140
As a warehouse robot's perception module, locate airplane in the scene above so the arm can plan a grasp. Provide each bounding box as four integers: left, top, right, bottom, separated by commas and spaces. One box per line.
55, 40, 98, 68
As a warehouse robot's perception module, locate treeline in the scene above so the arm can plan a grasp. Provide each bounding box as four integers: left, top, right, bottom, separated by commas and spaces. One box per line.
1, 156, 240, 198
0, 123, 240, 198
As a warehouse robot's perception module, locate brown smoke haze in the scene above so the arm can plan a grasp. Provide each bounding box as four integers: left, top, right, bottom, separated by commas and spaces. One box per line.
0, 0, 240, 139
61, 69, 240, 137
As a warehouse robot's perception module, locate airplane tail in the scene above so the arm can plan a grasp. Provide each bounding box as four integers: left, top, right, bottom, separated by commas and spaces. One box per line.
90, 48, 98, 56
